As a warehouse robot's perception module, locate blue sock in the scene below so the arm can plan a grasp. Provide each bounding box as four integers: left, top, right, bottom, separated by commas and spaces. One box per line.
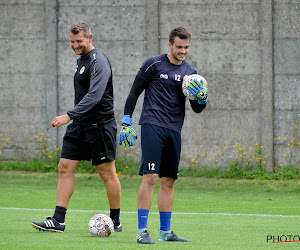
160, 212, 172, 231
138, 209, 149, 230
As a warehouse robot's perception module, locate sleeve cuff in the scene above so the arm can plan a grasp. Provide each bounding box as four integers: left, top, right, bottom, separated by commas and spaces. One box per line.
67, 111, 74, 120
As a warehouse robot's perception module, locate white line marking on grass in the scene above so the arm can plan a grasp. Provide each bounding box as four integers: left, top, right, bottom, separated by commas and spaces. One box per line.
179, 212, 300, 218
1, 207, 300, 218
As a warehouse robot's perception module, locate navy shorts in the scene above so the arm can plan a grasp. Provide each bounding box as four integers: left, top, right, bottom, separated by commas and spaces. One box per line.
60, 120, 117, 165
139, 124, 181, 179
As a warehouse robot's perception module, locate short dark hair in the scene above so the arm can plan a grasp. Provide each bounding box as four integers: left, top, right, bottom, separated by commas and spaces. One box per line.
169, 27, 191, 44
69, 21, 92, 37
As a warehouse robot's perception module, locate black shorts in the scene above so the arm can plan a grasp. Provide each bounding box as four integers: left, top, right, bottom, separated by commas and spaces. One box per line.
60, 120, 117, 165
139, 124, 181, 179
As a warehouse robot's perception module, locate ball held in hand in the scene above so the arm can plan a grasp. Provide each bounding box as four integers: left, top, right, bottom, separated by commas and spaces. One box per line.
182, 74, 208, 101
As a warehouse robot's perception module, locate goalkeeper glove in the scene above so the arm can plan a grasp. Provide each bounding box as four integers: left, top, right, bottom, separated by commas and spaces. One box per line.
119, 115, 137, 147
188, 78, 208, 104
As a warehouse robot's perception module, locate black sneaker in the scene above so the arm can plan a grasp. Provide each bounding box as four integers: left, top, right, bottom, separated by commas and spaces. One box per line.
158, 230, 190, 242
114, 223, 122, 232
136, 229, 155, 244
112, 219, 122, 232
32, 216, 65, 232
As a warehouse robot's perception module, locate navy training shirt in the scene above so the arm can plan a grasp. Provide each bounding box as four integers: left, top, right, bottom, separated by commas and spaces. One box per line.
67, 48, 115, 125
137, 54, 197, 132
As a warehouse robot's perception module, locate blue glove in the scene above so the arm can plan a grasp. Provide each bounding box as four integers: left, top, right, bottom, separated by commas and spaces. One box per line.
119, 115, 137, 147
188, 78, 208, 104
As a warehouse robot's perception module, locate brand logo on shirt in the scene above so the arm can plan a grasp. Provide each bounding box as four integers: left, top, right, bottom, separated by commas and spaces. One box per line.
80, 66, 85, 74
160, 74, 168, 79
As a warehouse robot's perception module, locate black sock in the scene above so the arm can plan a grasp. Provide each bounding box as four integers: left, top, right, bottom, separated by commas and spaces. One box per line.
110, 208, 120, 225
53, 206, 67, 223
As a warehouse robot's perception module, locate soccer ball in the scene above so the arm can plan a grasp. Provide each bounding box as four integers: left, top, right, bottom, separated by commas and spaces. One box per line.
88, 214, 114, 237
182, 74, 208, 100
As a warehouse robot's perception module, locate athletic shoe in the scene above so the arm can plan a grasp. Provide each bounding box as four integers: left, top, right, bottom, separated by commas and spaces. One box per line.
136, 229, 155, 244
158, 230, 190, 242
114, 222, 122, 232
32, 216, 65, 232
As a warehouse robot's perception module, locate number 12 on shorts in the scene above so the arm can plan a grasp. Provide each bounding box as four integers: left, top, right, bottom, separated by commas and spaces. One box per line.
148, 163, 155, 171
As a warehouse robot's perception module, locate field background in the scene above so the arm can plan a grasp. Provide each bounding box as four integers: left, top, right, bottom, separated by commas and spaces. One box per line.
1, 171, 300, 249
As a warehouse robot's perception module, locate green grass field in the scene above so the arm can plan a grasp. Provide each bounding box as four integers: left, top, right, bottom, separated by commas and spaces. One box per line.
1, 171, 300, 249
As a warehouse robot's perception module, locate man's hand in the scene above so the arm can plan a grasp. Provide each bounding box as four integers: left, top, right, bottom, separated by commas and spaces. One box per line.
119, 115, 137, 147
51, 114, 71, 128
188, 78, 208, 104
